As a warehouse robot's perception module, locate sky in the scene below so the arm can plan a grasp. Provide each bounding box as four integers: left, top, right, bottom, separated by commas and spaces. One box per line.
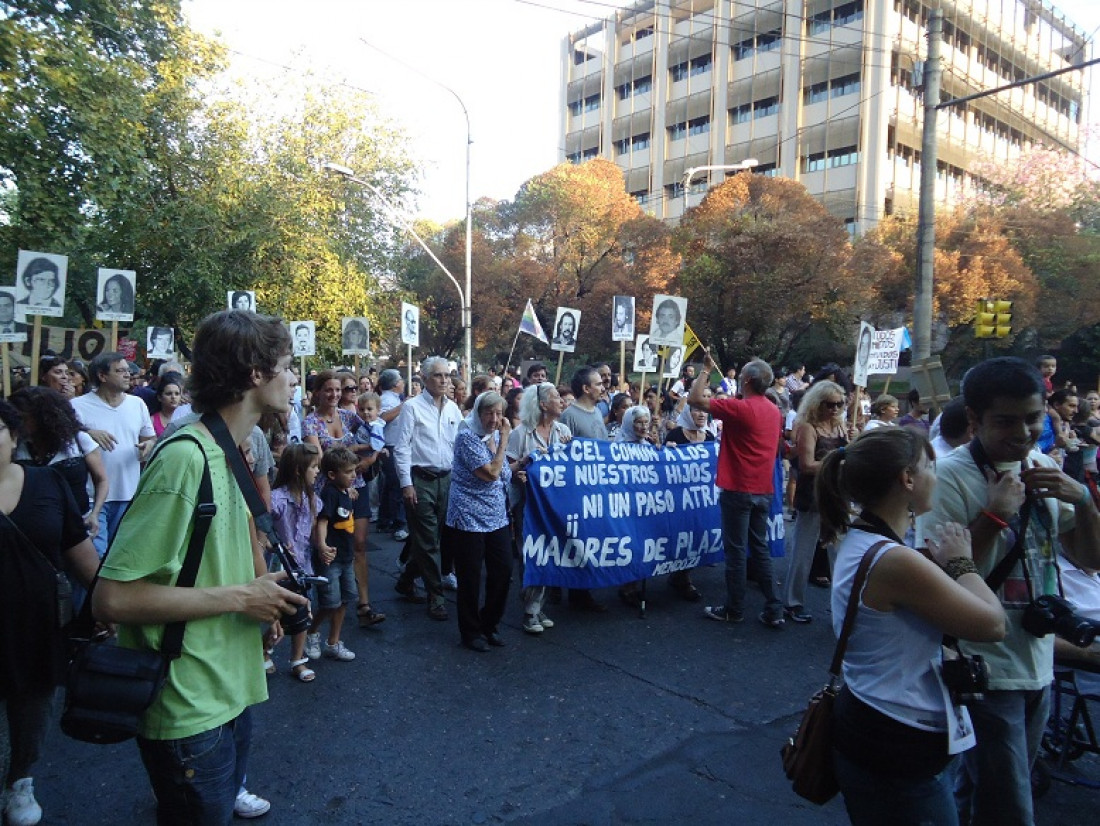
185, 0, 1100, 224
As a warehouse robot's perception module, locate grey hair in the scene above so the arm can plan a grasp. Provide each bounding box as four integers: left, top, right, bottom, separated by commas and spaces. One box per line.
377, 368, 402, 391
474, 390, 505, 413
158, 361, 184, 377
519, 382, 556, 430
740, 359, 774, 394
421, 356, 449, 380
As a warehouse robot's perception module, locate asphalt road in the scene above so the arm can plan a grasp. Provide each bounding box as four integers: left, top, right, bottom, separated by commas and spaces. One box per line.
36, 521, 1098, 825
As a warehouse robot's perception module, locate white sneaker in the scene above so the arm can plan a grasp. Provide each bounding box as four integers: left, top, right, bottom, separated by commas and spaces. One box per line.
442, 572, 458, 591
537, 612, 555, 629
304, 632, 321, 660
234, 789, 271, 819
323, 640, 356, 661
522, 614, 544, 635
393, 528, 410, 541
5, 778, 42, 826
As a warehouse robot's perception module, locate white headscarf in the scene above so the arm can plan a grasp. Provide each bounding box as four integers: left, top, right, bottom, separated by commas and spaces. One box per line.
460, 391, 503, 441
616, 405, 652, 442
676, 404, 714, 436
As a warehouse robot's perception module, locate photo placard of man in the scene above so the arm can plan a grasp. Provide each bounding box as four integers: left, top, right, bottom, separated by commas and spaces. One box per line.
648, 294, 687, 347
0, 289, 28, 342
228, 291, 256, 312
852, 320, 874, 388
401, 303, 420, 348
341, 317, 370, 356
551, 308, 581, 353
291, 321, 315, 357
14, 250, 68, 318
95, 269, 136, 322
611, 296, 635, 342
146, 326, 175, 359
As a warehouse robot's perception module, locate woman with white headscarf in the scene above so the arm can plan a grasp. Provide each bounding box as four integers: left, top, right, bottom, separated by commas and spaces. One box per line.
445, 392, 516, 652
506, 383, 572, 634
665, 401, 716, 446
616, 405, 657, 445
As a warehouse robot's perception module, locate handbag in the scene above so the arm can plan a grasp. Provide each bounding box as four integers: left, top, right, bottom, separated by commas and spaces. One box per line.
0, 510, 74, 629
781, 540, 890, 804
60, 435, 215, 745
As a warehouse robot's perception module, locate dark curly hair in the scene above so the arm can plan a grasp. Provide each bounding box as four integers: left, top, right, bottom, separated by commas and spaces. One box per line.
9, 386, 82, 461
189, 310, 292, 413
0, 399, 22, 435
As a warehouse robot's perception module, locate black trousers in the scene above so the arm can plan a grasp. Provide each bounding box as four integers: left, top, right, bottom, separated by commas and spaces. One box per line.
445, 524, 512, 642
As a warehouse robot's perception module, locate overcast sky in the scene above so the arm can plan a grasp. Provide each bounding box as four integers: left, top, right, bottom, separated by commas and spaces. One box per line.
185, 0, 1100, 223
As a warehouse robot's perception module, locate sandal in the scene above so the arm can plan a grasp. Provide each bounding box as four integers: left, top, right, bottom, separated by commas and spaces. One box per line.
263, 648, 276, 676
289, 658, 316, 682
357, 603, 387, 627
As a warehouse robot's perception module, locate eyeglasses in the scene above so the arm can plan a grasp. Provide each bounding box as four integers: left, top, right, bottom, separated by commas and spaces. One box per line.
822, 400, 845, 410
342, 386, 357, 393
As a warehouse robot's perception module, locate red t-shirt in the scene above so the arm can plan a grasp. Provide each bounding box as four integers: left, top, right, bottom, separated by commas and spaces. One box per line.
710, 395, 781, 494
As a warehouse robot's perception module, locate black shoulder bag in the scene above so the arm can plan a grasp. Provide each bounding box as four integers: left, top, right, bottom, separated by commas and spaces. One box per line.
60, 434, 216, 745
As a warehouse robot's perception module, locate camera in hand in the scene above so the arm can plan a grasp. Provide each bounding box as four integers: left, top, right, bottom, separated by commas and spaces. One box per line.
1022, 594, 1099, 648
270, 539, 327, 636
942, 654, 989, 706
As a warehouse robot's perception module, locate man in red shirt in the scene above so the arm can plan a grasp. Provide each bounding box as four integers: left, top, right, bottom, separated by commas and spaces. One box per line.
688, 353, 784, 627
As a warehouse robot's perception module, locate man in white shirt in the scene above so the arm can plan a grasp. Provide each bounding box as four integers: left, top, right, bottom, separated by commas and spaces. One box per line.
71, 352, 156, 549
391, 357, 462, 620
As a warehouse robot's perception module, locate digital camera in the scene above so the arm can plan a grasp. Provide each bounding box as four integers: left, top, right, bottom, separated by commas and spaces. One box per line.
270, 540, 327, 636
941, 653, 989, 706
1022, 594, 1099, 648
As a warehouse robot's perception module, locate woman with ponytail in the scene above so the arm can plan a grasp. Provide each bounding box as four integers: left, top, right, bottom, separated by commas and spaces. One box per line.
817, 427, 1006, 825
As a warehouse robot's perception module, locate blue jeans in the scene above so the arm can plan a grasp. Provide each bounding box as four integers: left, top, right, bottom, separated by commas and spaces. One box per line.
72, 501, 126, 613
834, 748, 959, 826
137, 707, 252, 826
719, 490, 781, 618
955, 687, 1050, 826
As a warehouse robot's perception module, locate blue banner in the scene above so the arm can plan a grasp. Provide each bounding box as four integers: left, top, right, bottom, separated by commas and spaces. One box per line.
521, 439, 725, 589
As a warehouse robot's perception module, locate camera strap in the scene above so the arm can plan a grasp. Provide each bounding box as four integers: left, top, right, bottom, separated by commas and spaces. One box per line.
201, 412, 280, 547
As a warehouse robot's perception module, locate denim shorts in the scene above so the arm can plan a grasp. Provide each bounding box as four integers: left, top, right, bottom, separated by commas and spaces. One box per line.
315, 558, 357, 609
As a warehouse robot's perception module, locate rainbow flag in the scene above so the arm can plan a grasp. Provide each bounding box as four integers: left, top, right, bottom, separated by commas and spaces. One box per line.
519, 299, 548, 344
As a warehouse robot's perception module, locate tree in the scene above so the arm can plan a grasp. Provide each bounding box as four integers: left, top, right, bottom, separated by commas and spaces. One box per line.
673, 173, 859, 369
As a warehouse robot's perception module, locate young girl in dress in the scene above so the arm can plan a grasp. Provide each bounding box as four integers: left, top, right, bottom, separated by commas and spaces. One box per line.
271, 443, 323, 682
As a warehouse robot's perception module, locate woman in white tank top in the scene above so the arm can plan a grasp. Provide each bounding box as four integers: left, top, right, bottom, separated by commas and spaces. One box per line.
815, 428, 1006, 825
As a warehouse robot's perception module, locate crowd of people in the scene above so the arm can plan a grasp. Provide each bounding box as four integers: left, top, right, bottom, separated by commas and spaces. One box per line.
3, 326, 1100, 825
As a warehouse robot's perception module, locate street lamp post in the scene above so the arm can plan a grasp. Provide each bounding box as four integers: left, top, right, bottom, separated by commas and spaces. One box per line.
681, 159, 759, 216
323, 162, 469, 367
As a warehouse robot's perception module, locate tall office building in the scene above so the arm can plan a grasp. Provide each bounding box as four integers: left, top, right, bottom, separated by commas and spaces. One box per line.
560, 0, 1090, 231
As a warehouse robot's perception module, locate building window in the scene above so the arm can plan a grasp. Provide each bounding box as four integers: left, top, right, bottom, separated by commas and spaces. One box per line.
568, 100, 582, 116
688, 115, 710, 136
808, 0, 863, 34
730, 103, 752, 124
632, 132, 651, 150
804, 80, 829, 105
670, 61, 688, 82
583, 93, 600, 113
582, 147, 598, 160
754, 96, 779, 118
665, 182, 685, 199
668, 121, 687, 141
689, 54, 712, 76
733, 29, 781, 61
616, 75, 653, 101
566, 151, 581, 164
803, 145, 860, 173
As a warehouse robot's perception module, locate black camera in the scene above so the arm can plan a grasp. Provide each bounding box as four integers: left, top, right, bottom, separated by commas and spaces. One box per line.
941, 653, 989, 706
1022, 594, 1099, 648
270, 539, 327, 637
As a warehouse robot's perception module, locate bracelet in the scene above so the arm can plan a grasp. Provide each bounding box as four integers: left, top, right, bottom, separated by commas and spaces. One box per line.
980, 509, 1008, 530
944, 557, 979, 580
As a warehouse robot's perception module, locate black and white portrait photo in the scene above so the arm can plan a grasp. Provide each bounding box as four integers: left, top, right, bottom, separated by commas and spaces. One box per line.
96, 268, 136, 322
401, 302, 420, 348
853, 321, 874, 388
15, 250, 67, 318
663, 345, 685, 378
342, 317, 370, 356
147, 326, 175, 359
648, 294, 688, 348
0, 289, 28, 343
633, 335, 656, 373
291, 321, 316, 357
551, 307, 581, 353
228, 290, 256, 312
612, 295, 635, 342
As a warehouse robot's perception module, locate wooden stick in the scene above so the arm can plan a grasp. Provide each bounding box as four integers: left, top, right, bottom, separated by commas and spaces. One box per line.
554, 350, 565, 386
110, 320, 118, 351
619, 340, 626, 391
1, 342, 9, 399
29, 316, 43, 385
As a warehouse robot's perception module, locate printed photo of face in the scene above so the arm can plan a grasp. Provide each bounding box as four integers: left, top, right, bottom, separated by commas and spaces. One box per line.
20, 257, 61, 304
230, 291, 254, 311
343, 320, 368, 350
655, 300, 680, 337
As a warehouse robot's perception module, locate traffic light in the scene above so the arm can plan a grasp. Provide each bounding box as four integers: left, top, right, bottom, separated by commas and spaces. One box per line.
974, 298, 1012, 339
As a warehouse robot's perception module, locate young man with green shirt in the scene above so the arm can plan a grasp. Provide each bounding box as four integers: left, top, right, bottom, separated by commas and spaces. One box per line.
94, 310, 307, 825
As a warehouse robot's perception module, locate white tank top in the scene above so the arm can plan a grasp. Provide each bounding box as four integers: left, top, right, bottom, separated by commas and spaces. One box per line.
831, 529, 948, 732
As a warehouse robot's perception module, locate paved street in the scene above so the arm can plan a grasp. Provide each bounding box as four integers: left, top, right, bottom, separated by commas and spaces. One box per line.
38, 524, 1097, 825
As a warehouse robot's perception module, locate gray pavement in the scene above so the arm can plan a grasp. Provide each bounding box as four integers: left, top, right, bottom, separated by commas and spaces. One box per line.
37, 523, 1098, 824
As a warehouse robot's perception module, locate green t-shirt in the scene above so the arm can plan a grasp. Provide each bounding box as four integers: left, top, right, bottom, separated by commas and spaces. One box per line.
99, 427, 267, 740
917, 446, 1071, 691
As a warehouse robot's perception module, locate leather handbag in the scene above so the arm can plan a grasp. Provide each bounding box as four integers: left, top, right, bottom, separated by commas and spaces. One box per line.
60, 435, 215, 745
781, 540, 890, 804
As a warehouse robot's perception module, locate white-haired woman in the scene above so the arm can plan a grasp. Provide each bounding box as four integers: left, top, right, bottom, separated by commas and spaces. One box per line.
445, 392, 515, 652
783, 379, 849, 624
506, 382, 572, 634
